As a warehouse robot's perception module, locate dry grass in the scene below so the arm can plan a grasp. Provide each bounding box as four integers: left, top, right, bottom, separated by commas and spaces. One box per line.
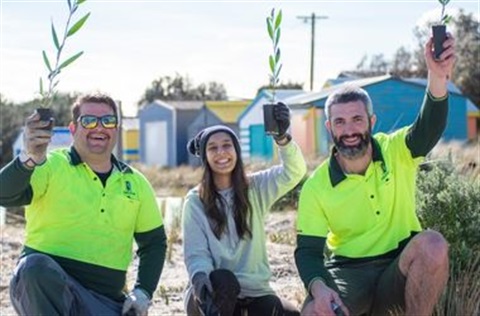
1, 140, 477, 315
435, 253, 480, 316
429, 139, 479, 181
134, 141, 479, 198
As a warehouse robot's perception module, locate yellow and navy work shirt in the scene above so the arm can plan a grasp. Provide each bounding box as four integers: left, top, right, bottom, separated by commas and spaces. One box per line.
297, 127, 422, 258
294, 92, 448, 291
25, 147, 163, 269
0, 146, 166, 300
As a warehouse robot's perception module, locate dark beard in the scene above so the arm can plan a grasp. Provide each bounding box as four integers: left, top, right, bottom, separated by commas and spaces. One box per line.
332, 130, 371, 160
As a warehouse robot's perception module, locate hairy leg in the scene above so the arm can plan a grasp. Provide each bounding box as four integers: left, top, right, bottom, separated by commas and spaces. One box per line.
399, 230, 449, 315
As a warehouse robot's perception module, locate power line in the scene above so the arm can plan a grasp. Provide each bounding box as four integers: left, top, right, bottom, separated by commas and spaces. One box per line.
297, 13, 328, 91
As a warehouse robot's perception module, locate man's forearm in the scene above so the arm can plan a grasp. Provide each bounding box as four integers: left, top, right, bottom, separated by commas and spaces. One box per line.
295, 235, 336, 291
406, 92, 448, 158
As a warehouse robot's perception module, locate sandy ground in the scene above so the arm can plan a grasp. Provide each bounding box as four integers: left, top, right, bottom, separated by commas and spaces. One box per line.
0, 211, 305, 316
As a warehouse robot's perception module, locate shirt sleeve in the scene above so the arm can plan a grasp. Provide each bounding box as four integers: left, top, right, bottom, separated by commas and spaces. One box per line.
0, 157, 34, 207
134, 226, 167, 298
295, 235, 338, 292
249, 140, 307, 216
406, 91, 448, 158
182, 190, 215, 280
296, 180, 329, 238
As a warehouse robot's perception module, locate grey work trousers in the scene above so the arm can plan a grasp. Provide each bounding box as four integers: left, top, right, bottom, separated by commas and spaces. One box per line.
9, 253, 123, 316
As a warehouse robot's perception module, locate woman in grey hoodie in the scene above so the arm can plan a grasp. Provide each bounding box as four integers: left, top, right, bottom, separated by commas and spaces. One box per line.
182, 102, 307, 316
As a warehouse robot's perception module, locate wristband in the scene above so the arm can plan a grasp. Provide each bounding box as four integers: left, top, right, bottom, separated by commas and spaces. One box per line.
427, 90, 448, 102
19, 151, 45, 169
274, 133, 292, 146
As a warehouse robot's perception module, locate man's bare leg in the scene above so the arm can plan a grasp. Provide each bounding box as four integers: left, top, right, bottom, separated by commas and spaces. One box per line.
399, 230, 449, 315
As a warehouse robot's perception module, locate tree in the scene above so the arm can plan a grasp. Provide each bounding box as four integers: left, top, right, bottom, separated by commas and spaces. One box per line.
411, 9, 479, 106
348, 10, 479, 108
0, 95, 26, 166
390, 46, 416, 78
448, 10, 480, 107
347, 54, 389, 78
138, 73, 228, 106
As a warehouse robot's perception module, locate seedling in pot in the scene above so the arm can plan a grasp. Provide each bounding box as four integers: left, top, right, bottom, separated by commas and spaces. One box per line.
263, 8, 283, 136
432, 0, 451, 60
38, 0, 90, 129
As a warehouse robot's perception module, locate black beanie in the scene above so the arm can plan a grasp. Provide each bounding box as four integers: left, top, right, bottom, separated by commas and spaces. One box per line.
187, 125, 241, 164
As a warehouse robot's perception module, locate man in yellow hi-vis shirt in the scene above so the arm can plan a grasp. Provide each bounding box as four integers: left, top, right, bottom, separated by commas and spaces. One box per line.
295, 35, 456, 316
0, 93, 166, 316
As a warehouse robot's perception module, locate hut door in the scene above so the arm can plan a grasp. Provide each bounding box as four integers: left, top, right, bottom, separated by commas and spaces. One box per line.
146, 121, 168, 166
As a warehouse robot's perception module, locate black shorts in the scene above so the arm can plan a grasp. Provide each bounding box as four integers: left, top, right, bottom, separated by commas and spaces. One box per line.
302, 256, 406, 315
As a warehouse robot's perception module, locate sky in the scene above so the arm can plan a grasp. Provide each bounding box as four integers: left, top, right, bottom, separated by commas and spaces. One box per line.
1, 0, 478, 116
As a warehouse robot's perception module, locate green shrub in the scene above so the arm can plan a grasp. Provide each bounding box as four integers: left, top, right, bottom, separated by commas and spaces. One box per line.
416, 159, 480, 268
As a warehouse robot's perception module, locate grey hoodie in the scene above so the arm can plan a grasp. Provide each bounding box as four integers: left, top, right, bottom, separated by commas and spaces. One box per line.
182, 141, 306, 298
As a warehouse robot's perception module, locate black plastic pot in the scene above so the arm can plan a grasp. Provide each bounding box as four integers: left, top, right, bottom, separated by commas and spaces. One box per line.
432, 24, 446, 60
36, 108, 54, 130
263, 103, 279, 135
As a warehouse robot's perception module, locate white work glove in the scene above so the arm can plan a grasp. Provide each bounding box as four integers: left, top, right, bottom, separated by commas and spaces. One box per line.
122, 288, 151, 316
20, 111, 53, 167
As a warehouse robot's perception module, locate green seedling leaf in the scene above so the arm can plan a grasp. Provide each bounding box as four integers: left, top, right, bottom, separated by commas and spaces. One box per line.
442, 15, 452, 24
275, 10, 282, 29
274, 28, 281, 47
275, 48, 281, 63
51, 21, 60, 50
67, 12, 90, 37
42, 50, 52, 72
269, 55, 275, 74
267, 18, 274, 40
275, 64, 283, 78
58, 51, 84, 70
77, 0, 87, 4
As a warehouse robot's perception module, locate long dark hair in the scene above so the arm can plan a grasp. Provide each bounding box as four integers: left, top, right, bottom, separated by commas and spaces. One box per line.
199, 155, 252, 240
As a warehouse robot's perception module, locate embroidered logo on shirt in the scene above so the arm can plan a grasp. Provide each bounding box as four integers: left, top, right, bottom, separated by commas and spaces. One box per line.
124, 180, 137, 199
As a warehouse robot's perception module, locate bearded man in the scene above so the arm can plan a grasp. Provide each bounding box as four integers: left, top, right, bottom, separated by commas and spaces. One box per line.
295, 34, 456, 316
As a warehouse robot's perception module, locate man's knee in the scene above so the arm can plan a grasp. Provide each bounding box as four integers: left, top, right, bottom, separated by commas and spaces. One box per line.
417, 230, 449, 267
15, 253, 64, 284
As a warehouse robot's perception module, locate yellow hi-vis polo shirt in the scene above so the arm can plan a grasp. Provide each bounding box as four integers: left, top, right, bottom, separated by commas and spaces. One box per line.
297, 126, 423, 258
25, 147, 163, 271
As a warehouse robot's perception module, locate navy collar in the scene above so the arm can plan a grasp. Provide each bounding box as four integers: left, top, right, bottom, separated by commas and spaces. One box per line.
328, 137, 385, 187
67, 146, 133, 174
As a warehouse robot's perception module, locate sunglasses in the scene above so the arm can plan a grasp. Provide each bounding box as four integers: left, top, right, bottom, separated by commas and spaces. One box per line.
78, 115, 118, 129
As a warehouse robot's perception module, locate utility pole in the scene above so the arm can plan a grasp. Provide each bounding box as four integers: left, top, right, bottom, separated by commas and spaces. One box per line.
297, 13, 328, 91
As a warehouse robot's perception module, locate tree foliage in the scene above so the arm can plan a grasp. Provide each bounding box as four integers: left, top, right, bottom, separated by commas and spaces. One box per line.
351, 9, 479, 107
138, 73, 228, 106
410, 10, 479, 106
